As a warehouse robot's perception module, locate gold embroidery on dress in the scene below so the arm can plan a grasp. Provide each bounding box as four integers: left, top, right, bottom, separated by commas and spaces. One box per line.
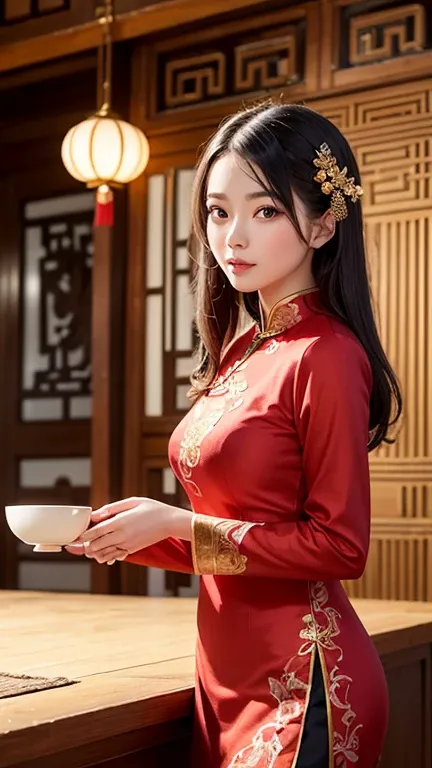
263, 302, 301, 337
227, 582, 362, 768
207, 288, 316, 397
178, 363, 249, 496
192, 516, 249, 575
209, 362, 249, 412
179, 289, 318, 497
179, 401, 225, 497
308, 583, 362, 767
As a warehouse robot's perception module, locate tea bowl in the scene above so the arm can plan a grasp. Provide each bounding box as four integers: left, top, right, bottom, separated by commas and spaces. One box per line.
5, 504, 92, 552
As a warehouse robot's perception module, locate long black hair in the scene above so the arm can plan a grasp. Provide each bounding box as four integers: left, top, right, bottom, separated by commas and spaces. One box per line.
189, 101, 402, 451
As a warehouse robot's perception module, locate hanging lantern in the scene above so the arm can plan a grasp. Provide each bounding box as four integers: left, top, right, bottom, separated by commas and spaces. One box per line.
61, 1, 149, 226
61, 110, 149, 225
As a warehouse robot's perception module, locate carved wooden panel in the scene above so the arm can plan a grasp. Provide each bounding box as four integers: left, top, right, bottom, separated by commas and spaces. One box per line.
234, 31, 300, 93
348, 4, 426, 65
165, 53, 226, 108
126, 4, 432, 597
314, 80, 432, 600
0, 170, 92, 591
321, 0, 432, 91
344, 518, 432, 601
152, 4, 319, 114
21, 193, 93, 421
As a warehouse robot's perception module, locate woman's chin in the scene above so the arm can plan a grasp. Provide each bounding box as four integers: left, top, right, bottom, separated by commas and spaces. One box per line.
226, 274, 261, 292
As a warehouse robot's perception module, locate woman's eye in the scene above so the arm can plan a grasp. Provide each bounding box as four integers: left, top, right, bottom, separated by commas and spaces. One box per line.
207, 206, 228, 219
256, 206, 280, 219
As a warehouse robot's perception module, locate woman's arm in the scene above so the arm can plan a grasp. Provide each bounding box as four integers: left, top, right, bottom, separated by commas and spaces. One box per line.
75, 332, 371, 581
187, 332, 372, 580
67, 497, 194, 573
125, 536, 193, 574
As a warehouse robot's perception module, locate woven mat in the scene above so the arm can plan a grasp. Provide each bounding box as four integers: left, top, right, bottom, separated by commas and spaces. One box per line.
0, 672, 76, 699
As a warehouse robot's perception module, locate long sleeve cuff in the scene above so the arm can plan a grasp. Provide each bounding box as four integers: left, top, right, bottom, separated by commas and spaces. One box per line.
191, 515, 261, 575
191, 513, 367, 580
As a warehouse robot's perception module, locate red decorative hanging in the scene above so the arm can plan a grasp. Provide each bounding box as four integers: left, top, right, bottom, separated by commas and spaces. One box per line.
95, 185, 114, 227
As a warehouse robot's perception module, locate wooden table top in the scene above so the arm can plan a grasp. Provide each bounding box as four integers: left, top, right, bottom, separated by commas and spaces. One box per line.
1, 590, 432, 766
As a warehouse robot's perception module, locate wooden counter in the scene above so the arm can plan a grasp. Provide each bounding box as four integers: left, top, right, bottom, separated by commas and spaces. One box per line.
0, 591, 431, 768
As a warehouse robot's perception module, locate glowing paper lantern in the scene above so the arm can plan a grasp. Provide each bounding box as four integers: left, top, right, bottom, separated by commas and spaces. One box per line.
61, 111, 150, 225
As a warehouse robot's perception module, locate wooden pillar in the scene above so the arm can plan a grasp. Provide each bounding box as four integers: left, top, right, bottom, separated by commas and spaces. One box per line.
90, 192, 126, 594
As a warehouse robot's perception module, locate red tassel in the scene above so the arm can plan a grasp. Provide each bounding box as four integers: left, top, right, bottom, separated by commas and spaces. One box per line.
94, 185, 114, 227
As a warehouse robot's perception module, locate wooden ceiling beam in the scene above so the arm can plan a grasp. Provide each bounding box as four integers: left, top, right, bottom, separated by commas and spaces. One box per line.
0, 0, 268, 74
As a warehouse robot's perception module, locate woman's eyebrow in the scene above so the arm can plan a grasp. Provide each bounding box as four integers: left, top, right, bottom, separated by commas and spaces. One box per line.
206, 191, 271, 201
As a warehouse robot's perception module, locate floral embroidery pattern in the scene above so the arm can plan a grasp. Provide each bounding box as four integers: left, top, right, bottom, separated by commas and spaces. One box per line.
192, 518, 265, 575
308, 582, 362, 767
179, 292, 311, 498
209, 361, 249, 411
192, 517, 247, 575
178, 363, 249, 496
264, 303, 302, 336
178, 400, 225, 496
227, 653, 308, 766
227, 582, 362, 768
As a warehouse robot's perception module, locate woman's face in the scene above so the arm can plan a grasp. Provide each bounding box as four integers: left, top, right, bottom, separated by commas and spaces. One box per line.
205, 152, 332, 312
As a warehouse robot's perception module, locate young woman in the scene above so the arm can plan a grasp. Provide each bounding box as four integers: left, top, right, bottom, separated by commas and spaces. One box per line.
68, 102, 402, 767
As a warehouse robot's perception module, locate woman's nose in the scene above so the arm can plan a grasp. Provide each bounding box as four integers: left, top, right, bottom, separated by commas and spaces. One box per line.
226, 219, 248, 250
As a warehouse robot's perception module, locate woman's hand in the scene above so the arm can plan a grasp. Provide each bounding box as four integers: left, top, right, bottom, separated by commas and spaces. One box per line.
65, 496, 192, 565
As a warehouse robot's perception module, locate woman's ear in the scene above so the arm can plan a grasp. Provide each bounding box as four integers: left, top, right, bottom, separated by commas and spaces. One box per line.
310, 208, 336, 249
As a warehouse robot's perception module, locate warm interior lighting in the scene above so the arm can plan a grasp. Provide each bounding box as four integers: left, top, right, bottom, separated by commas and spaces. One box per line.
61, 113, 150, 187
60, 1, 149, 225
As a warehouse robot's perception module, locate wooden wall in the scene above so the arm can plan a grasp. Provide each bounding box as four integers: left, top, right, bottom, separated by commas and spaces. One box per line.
0, 0, 431, 598
0, 57, 128, 593
119, 0, 432, 599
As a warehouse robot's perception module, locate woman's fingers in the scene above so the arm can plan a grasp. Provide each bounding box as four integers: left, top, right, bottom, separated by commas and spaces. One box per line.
64, 541, 128, 564
92, 497, 142, 522
94, 546, 128, 564
79, 518, 118, 543
64, 543, 86, 556
82, 530, 123, 555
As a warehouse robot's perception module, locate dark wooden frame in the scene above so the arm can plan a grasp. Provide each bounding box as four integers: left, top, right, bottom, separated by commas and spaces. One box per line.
0, 54, 127, 593
0, 0, 275, 73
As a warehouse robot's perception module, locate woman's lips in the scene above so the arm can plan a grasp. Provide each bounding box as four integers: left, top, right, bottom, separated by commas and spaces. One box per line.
227, 261, 255, 275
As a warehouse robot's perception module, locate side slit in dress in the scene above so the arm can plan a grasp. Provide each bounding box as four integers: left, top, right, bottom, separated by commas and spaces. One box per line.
296, 654, 329, 768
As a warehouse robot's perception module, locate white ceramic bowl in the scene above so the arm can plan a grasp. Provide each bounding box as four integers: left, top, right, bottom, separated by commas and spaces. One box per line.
5, 505, 92, 552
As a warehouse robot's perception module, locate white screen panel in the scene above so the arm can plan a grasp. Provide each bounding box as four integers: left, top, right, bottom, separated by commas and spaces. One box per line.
175, 275, 194, 351
175, 169, 195, 242
175, 357, 194, 378
146, 175, 165, 289
20, 458, 91, 488
145, 294, 164, 416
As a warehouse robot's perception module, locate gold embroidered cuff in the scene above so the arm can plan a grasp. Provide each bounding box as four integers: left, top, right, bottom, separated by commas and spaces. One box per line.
191, 515, 249, 575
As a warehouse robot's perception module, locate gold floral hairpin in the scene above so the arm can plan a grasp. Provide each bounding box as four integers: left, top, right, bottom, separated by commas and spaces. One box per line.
313, 142, 363, 221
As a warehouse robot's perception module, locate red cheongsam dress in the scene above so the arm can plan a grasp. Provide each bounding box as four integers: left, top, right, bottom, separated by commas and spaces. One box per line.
127, 288, 389, 768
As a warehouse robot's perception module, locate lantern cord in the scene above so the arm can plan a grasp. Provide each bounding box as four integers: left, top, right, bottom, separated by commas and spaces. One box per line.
96, 0, 114, 114
95, 1, 115, 227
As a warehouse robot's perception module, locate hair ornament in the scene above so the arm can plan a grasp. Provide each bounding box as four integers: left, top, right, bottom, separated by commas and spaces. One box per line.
313, 142, 363, 221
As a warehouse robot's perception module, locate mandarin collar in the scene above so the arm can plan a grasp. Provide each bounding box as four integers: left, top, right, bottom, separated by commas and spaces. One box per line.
258, 287, 319, 336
